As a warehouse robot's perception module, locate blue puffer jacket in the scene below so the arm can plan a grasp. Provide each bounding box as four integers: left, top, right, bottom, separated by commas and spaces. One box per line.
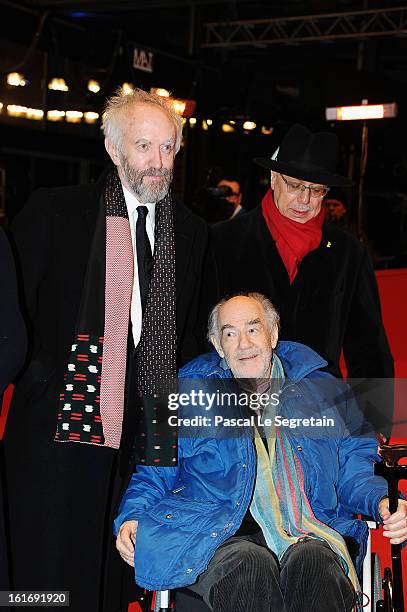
115, 341, 388, 591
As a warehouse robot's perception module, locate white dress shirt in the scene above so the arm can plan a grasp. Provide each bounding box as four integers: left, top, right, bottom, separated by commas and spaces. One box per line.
122, 183, 155, 346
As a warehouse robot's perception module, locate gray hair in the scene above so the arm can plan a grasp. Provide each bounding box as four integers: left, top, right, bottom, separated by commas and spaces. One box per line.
207, 292, 280, 344
102, 86, 183, 153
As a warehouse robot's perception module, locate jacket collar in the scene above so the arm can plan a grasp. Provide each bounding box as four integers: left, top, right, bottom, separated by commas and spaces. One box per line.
180, 341, 327, 381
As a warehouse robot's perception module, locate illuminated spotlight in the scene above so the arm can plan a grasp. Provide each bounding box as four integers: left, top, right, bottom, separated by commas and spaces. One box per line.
261, 126, 273, 135
189, 117, 197, 126
202, 120, 209, 131
172, 99, 186, 116
88, 79, 100, 93
47, 110, 65, 122
26, 108, 44, 120
65, 110, 83, 123
229, 120, 236, 125
84, 111, 99, 124
121, 82, 134, 95
222, 123, 235, 133
325, 103, 397, 121
0, 102, 3, 112
7, 72, 26, 87
151, 87, 170, 97
7, 104, 27, 117
243, 121, 256, 131
206, 119, 213, 126
48, 77, 69, 91
182, 117, 187, 125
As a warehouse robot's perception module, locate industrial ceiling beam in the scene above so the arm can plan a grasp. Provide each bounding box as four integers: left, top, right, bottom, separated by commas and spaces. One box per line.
21, 0, 246, 10
202, 6, 407, 48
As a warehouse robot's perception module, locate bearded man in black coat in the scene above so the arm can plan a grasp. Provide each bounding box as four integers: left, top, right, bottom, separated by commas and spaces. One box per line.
3, 88, 213, 611
212, 124, 393, 436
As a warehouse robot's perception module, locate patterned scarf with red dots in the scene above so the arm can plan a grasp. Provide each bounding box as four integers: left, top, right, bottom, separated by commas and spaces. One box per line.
55, 168, 178, 466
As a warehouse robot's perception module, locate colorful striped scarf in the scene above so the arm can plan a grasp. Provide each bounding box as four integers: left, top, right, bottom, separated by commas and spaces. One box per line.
249, 354, 362, 607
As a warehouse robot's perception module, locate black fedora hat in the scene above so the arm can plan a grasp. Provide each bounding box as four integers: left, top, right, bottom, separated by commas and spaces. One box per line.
255, 123, 352, 187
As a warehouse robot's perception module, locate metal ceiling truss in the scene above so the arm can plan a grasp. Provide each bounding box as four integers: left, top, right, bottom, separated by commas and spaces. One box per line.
202, 6, 407, 48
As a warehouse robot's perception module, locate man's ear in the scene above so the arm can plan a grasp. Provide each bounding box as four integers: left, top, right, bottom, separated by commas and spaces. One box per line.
105, 138, 121, 167
270, 171, 275, 189
270, 324, 279, 349
210, 335, 224, 359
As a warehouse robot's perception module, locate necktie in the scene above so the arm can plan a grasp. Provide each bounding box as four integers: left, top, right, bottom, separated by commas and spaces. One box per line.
136, 205, 153, 312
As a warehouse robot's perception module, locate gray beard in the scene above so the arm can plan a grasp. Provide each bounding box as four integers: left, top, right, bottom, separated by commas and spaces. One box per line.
120, 156, 173, 203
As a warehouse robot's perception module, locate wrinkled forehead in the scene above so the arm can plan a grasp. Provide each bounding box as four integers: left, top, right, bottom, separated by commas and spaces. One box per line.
218, 297, 266, 329
122, 102, 176, 137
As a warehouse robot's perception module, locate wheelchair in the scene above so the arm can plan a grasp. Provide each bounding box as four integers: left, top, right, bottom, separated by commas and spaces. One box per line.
135, 443, 407, 612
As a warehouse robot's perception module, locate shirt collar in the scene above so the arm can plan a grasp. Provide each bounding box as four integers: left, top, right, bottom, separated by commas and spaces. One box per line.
121, 182, 156, 227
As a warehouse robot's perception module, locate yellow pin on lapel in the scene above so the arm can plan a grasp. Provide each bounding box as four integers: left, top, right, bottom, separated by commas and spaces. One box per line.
326, 241, 332, 248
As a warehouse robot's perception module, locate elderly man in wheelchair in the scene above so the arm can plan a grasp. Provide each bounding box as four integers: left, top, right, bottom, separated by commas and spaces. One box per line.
115, 293, 407, 612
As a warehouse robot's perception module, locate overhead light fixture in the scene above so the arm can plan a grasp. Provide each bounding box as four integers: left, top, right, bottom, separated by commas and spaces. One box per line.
229, 120, 236, 125
261, 126, 273, 135
87, 79, 100, 93
65, 110, 83, 123
222, 123, 235, 133
189, 117, 197, 126
7, 104, 27, 117
325, 103, 397, 121
47, 110, 65, 122
121, 82, 134, 95
7, 72, 26, 87
202, 120, 209, 131
243, 121, 256, 131
0, 102, 3, 112
26, 108, 43, 120
84, 111, 99, 124
172, 99, 186, 116
48, 77, 69, 92
151, 87, 170, 97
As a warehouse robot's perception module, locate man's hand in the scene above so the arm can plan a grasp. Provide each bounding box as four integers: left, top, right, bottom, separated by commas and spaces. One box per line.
379, 498, 407, 545
116, 520, 137, 567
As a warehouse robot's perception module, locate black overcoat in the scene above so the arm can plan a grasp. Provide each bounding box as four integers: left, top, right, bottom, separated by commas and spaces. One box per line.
3, 174, 213, 611
212, 206, 394, 379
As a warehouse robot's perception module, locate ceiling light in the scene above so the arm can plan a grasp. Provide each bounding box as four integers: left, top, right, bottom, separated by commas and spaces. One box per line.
26, 108, 43, 120
189, 117, 197, 126
7, 72, 26, 87
87, 79, 100, 93
222, 123, 235, 133
151, 87, 170, 97
172, 99, 186, 116
65, 110, 83, 123
84, 111, 99, 124
47, 110, 65, 122
48, 78, 69, 91
121, 82, 134, 95
7, 105, 27, 117
261, 126, 273, 135
325, 103, 397, 121
243, 121, 256, 131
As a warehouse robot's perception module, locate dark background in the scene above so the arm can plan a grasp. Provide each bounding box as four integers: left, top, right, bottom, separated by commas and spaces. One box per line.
1, 0, 407, 264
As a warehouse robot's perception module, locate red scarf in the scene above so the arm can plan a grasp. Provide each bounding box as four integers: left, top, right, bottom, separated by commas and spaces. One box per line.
261, 189, 325, 283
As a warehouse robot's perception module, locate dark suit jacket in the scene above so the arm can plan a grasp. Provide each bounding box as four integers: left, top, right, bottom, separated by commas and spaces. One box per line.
3, 174, 214, 609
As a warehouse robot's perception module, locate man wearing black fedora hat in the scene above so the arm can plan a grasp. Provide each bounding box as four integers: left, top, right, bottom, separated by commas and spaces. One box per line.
212, 123, 394, 435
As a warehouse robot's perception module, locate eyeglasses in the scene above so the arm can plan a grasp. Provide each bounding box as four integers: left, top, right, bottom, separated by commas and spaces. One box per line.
280, 174, 330, 198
